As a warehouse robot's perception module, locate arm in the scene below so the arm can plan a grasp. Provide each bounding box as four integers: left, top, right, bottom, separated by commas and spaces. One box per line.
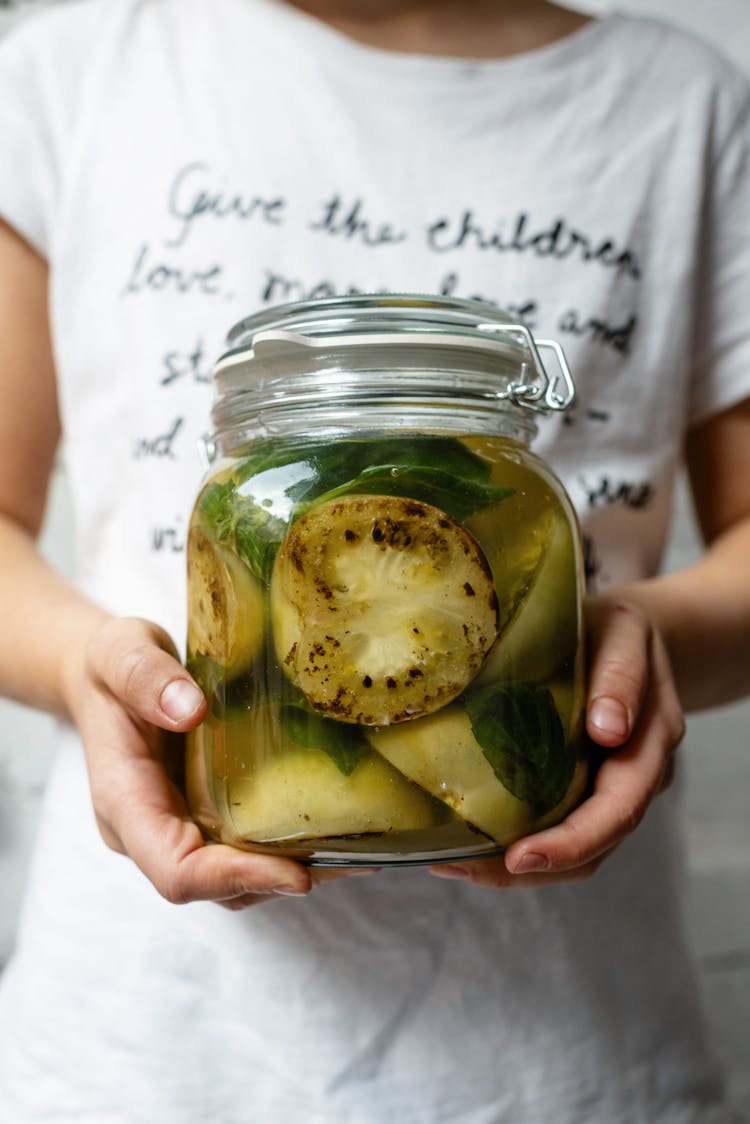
614, 398, 750, 712
431, 395, 750, 888
0, 220, 104, 718
0, 220, 312, 905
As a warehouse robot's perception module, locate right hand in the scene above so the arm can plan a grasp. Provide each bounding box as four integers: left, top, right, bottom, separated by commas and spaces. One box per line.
68, 616, 321, 909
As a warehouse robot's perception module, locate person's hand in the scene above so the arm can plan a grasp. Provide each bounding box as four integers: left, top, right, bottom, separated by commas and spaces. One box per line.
69, 616, 356, 909
429, 596, 685, 889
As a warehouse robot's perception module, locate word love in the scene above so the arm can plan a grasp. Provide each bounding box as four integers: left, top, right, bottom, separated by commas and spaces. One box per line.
123, 244, 224, 298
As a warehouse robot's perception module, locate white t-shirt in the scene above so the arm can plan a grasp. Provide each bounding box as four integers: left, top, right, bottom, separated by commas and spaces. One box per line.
0, 2, 749, 1121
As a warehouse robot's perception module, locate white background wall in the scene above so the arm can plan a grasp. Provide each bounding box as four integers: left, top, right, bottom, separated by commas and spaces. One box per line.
0, 0, 749, 1103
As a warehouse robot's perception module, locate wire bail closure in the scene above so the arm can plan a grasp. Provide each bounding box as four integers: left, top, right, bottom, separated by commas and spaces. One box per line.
477, 322, 575, 414
209, 295, 577, 448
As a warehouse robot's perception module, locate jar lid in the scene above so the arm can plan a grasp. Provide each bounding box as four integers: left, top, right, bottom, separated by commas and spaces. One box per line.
217, 295, 575, 417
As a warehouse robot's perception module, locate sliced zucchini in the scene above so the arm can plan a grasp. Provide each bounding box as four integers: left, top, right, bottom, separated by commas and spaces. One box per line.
222, 708, 438, 841
270, 494, 499, 725
366, 706, 535, 846
474, 509, 581, 686
187, 526, 265, 678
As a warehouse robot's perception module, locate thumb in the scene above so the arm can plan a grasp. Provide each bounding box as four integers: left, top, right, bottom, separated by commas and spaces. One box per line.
585, 600, 649, 749
87, 617, 206, 731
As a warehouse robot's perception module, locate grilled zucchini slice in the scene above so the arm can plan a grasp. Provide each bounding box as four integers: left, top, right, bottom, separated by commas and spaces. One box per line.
270, 494, 499, 725
187, 527, 265, 678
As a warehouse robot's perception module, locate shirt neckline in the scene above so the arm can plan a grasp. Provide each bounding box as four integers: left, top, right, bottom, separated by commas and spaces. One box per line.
258, 1, 623, 86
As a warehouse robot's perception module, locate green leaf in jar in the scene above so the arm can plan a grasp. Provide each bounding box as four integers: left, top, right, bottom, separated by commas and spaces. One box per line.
196, 435, 512, 582
197, 479, 287, 581
280, 704, 371, 777
464, 682, 575, 814
270, 435, 502, 502
186, 653, 226, 702
300, 464, 514, 523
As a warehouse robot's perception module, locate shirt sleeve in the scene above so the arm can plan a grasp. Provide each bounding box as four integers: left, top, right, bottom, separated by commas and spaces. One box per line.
0, 20, 60, 258
689, 72, 750, 426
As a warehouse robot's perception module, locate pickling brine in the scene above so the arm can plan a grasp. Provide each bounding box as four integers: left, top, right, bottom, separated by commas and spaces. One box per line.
185, 423, 587, 864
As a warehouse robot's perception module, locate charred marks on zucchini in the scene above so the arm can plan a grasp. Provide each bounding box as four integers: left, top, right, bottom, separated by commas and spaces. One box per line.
270, 494, 500, 725
187, 526, 265, 677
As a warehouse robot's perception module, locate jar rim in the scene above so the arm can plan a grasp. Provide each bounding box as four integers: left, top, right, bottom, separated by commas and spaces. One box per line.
210, 294, 575, 448
225, 293, 521, 350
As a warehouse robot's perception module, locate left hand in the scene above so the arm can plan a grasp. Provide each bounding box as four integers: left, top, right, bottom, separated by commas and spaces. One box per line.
429, 596, 685, 889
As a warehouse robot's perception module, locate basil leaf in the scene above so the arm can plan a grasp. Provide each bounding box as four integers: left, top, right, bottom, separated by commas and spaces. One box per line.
187, 654, 226, 701
198, 480, 237, 542
233, 511, 282, 579
198, 435, 510, 581
465, 682, 575, 813
198, 479, 287, 580
187, 655, 257, 721
240, 435, 496, 502
305, 464, 514, 522
280, 704, 370, 777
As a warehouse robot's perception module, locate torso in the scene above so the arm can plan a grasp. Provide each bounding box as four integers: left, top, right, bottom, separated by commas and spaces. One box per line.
1, 2, 748, 1119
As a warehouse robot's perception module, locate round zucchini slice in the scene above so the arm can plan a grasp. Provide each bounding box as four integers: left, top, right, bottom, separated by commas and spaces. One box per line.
187, 527, 265, 678
270, 494, 499, 725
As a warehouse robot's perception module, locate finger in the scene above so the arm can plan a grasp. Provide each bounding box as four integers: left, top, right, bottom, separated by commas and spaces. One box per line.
126, 795, 311, 905
101, 777, 311, 904
428, 623, 684, 889
217, 893, 280, 911
87, 703, 311, 903
310, 867, 381, 887
586, 600, 650, 748
503, 740, 662, 874
214, 866, 381, 908
504, 634, 683, 875
88, 618, 206, 732
155, 841, 311, 905
429, 850, 610, 889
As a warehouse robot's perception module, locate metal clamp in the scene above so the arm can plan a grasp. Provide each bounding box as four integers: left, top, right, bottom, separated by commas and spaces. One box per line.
197, 434, 218, 470
478, 323, 576, 414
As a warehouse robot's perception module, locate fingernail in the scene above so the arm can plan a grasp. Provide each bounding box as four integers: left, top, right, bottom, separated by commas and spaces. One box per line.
430, 864, 471, 880
272, 885, 309, 897
589, 696, 629, 739
161, 679, 204, 721
511, 852, 549, 874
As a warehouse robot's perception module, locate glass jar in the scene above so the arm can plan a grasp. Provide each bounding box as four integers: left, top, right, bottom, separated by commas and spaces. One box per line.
185, 295, 587, 866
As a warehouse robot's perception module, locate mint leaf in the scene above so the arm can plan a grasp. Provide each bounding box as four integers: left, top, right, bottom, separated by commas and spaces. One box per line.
280, 704, 370, 777
465, 683, 574, 813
